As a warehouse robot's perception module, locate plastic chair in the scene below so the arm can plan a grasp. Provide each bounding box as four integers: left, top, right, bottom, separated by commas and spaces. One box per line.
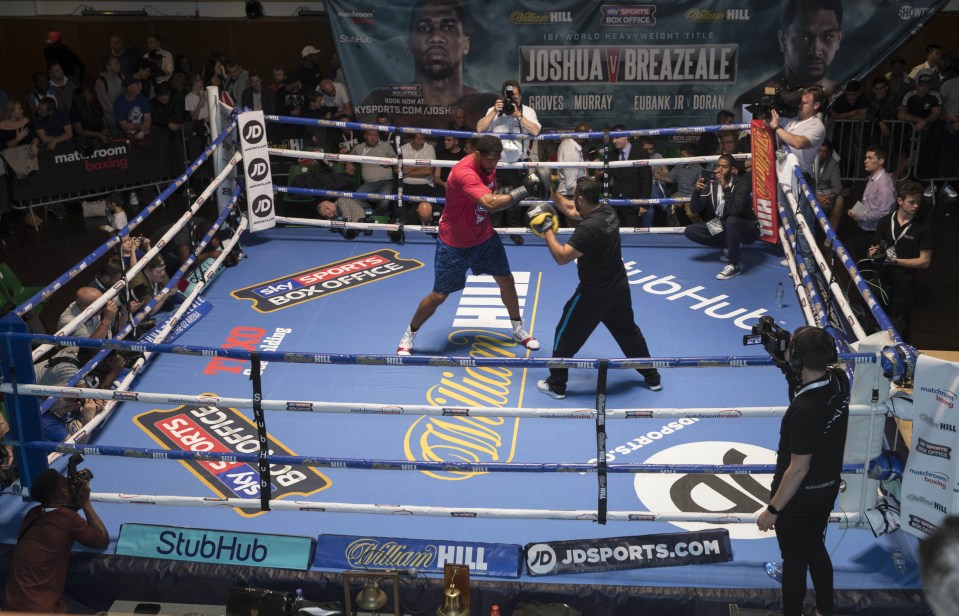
0, 263, 44, 311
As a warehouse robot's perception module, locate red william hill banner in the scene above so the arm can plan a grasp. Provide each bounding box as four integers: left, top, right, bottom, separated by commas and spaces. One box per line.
750, 120, 777, 245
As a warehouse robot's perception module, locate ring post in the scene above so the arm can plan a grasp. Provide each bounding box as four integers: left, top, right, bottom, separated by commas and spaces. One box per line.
0, 314, 49, 492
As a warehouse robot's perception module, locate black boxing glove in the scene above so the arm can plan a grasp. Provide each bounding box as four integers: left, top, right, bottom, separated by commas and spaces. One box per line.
524, 167, 553, 200
527, 203, 558, 238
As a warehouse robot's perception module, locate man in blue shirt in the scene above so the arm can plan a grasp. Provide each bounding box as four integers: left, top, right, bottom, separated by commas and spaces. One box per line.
114, 76, 151, 146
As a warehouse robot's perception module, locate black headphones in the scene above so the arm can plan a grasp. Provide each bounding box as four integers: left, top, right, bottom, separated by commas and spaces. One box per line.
788, 326, 838, 373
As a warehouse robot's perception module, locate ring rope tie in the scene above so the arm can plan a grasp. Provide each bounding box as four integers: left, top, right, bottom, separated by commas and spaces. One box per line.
250, 351, 271, 512
595, 359, 609, 525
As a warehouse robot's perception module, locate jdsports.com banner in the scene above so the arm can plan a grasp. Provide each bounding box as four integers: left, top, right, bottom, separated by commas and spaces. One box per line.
328, 0, 946, 132
900, 354, 959, 539
524, 529, 732, 576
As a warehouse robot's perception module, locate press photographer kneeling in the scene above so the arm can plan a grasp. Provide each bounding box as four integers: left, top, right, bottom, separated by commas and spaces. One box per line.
3, 457, 109, 613
866, 179, 932, 343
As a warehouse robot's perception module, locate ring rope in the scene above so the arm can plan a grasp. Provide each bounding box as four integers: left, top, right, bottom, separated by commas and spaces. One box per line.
266, 114, 750, 141
7, 439, 870, 477
12, 332, 884, 369
12, 116, 241, 318
0, 383, 883, 420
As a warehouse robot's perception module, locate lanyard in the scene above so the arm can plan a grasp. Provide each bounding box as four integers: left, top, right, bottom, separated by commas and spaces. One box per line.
890, 215, 911, 244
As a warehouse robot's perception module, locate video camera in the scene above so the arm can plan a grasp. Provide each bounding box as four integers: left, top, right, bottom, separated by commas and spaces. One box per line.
501, 85, 517, 116
872, 240, 897, 264
67, 453, 93, 494
742, 316, 792, 365
745, 82, 802, 121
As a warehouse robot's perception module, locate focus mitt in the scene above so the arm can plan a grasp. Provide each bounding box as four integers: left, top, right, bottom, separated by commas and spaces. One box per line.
527, 203, 559, 238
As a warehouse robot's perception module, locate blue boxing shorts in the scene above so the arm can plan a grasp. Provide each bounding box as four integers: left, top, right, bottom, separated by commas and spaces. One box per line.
433, 234, 511, 295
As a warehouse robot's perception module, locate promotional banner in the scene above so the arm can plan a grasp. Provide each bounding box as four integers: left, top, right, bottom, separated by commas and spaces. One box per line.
139, 296, 213, 344
116, 523, 316, 570
900, 354, 959, 539
525, 529, 732, 576
237, 111, 276, 232
315, 534, 522, 578
10, 137, 175, 203
328, 0, 945, 134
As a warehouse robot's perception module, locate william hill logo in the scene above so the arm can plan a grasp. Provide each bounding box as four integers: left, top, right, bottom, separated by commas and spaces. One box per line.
135, 401, 330, 516
510, 10, 572, 24
232, 249, 422, 313
686, 8, 750, 22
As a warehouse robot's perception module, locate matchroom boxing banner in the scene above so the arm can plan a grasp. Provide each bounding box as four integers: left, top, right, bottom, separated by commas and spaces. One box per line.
900, 354, 959, 540
329, 0, 946, 132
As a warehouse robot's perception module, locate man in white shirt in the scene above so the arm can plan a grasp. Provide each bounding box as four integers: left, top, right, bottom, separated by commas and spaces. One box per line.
317, 79, 353, 118
556, 122, 591, 198
400, 133, 439, 225
476, 79, 541, 244
768, 86, 826, 261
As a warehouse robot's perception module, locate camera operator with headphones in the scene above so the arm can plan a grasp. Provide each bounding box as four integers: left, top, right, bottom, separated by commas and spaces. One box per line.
866, 179, 932, 343
757, 325, 849, 616
3, 467, 109, 612
476, 79, 541, 245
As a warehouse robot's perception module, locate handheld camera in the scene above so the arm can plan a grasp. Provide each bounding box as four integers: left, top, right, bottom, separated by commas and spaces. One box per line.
67, 453, 93, 494
502, 85, 516, 116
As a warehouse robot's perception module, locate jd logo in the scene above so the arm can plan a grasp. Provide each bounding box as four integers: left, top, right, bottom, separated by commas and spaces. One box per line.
247, 158, 270, 182
635, 441, 775, 540
525, 544, 558, 575
241, 120, 265, 144
252, 194, 274, 217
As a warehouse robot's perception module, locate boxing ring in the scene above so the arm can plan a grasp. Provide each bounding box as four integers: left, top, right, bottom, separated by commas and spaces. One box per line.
0, 99, 930, 614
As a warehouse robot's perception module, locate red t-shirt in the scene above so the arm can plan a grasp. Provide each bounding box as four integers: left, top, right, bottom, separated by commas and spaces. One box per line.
4, 506, 108, 613
438, 154, 497, 248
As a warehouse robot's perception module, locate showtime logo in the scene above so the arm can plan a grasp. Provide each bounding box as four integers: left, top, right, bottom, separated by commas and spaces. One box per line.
899, 6, 935, 20
55, 144, 129, 172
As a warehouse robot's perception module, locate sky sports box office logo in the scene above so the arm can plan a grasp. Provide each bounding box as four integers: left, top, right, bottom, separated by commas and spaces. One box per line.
232, 249, 423, 312
135, 402, 330, 516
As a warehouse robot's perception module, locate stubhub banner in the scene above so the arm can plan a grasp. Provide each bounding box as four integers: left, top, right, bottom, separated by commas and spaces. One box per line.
315, 534, 521, 578
117, 523, 315, 570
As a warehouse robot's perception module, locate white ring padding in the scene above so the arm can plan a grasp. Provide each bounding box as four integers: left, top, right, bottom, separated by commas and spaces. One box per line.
31, 151, 245, 363
87, 492, 864, 525
2, 383, 883, 420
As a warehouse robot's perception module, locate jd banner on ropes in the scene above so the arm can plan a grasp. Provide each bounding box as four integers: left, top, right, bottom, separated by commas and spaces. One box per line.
328, 0, 945, 131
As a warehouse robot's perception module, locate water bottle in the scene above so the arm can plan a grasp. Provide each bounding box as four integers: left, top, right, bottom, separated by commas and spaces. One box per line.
763, 561, 783, 582
775, 282, 784, 308
292, 588, 303, 614
892, 549, 906, 577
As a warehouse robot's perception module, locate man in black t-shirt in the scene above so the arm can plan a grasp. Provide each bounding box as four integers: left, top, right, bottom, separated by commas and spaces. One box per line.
536, 176, 661, 398
868, 179, 932, 342
757, 326, 849, 616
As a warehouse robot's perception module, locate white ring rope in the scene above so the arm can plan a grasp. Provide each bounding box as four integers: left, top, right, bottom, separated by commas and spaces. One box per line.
0, 382, 883, 420
83, 492, 863, 525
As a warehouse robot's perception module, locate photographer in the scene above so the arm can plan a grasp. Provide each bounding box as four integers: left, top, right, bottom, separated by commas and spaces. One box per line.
757, 325, 849, 616
476, 79, 541, 244
3, 468, 109, 612
768, 87, 826, 262
867, 180, 931, 342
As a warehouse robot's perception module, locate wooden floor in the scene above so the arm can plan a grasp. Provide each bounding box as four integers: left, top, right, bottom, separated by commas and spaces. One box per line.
2, 190, 958, 351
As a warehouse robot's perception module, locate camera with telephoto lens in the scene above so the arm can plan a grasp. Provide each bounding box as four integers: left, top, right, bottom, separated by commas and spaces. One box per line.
742, 315, 792, 365
501, 86, 516, 116
67, 453, 93, 493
